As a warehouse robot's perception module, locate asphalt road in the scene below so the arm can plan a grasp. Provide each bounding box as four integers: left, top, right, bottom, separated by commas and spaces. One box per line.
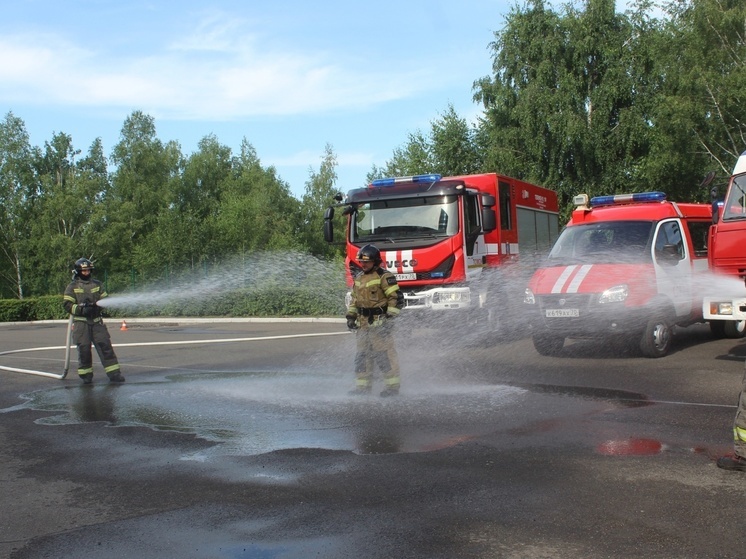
1, 317, 746, 559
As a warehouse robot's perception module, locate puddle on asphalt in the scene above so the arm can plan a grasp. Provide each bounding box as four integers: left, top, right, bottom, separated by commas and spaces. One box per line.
4, 371, 531, 457
1, 372, 655, 459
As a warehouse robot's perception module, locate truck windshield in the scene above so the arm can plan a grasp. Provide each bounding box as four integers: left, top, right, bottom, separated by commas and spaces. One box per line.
722, 174, 746, 220
351, 195, 460, 242
547, 221, 654, 264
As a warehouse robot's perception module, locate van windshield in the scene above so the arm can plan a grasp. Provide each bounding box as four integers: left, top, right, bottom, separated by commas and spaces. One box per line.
547, 221, 654, 264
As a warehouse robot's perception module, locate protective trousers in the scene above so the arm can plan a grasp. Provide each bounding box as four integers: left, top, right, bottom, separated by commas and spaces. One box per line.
354, 320, 400, 390
733, 363, 746, 459
73, 321, 121, 378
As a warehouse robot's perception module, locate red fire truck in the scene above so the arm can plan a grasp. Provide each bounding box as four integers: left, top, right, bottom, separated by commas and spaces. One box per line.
703, 151, 746, 337
524, 191, 713, 357
323, 173, 559, 327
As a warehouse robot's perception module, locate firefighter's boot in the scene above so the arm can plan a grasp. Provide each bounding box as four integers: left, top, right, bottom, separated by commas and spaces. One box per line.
717, 455, 746, 471
379, 386, 399, 398
81, 373, 93, 385
349, 386, 372, 396
107, 372, 126, 384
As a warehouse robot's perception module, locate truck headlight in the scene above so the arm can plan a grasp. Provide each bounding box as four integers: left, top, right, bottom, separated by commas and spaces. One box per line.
599, 285, 628, 304
710, 302, 733, 316
524, 288, 535, 305
433, 292, 468, 304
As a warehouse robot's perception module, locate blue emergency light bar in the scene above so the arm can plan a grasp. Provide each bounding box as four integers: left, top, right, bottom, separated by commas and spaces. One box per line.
369, 173, 442, 188
590, 191, 667, 208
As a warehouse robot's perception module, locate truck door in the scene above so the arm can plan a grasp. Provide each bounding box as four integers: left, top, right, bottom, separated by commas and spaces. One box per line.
652, 219, 692, 317
464, 191, 488, 282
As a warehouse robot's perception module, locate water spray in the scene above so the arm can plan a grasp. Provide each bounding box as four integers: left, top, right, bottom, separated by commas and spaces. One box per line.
97, 251, 348, 311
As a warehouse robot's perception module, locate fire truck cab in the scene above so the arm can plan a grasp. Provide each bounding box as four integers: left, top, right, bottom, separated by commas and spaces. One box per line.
324, 173, 558, 325
703, 151, 746, 338
524, 192, 712, 357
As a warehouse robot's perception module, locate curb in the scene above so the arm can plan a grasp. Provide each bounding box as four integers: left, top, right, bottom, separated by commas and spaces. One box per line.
0, 317, 346, 327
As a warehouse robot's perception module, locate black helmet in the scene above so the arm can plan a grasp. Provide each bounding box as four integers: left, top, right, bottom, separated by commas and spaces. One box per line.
357, 244, 381, 265
74, 258, 94, 276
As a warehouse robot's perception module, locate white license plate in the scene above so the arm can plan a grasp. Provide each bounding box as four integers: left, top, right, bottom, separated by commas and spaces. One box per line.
395, 273, 416, 281
545, 308, 579, 318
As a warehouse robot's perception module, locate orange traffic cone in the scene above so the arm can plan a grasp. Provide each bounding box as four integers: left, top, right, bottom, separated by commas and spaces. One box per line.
120, 320, 128, 331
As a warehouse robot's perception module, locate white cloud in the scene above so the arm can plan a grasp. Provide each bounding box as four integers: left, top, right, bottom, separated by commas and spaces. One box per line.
0, 16, 437, 121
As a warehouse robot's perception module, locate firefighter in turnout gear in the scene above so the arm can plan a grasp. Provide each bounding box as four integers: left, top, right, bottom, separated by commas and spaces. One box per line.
717, 365, 746, 471
62, 258, 125, 385
346, 244, 404, 397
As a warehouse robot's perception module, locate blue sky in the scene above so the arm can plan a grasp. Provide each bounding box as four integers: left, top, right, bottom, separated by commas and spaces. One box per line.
1, 1, 630, 199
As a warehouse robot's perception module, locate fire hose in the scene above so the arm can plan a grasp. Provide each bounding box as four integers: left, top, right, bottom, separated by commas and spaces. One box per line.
0, 315, 73, 379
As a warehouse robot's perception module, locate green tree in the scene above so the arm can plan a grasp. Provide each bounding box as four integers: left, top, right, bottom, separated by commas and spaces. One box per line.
211, 139, 302, 257
99, 110, 182, 281
429, 104, 482, 176
26, 133, 88, 295
0, 112, 37, 298
301, 143, 345, 259
472, 0, 679, 209
134, 134, 234, 274
368, 130, 434, 181
658, 0, 746, 188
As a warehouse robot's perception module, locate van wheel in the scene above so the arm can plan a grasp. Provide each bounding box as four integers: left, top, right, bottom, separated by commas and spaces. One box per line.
724, 320, 746, 339
640, 315, 672, 358
532, 334, 565, 356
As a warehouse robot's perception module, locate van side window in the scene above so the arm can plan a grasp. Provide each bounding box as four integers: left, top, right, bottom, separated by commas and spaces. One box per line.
654, 221, 685, 261
685, 221, 710, 258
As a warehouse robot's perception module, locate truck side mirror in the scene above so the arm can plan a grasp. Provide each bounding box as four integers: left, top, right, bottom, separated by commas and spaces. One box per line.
482, 208, 496, 232
481, 194, 496, 208
323, 207, 334, 243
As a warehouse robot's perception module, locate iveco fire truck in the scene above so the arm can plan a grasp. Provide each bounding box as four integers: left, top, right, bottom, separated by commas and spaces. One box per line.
524, 191, 713, 357
323, 173, 559, 326
703, 151, 746, 338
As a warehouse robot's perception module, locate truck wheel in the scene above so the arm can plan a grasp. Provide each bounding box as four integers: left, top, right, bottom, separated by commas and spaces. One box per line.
532, 334, 565, 356
639, 315, 672, 358
710, 320, 727, 339
724, 320, 746, 339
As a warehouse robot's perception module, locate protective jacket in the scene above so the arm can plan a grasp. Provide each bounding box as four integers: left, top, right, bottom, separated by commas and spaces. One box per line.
63, 277, 107, 323
347, 267, 403, 324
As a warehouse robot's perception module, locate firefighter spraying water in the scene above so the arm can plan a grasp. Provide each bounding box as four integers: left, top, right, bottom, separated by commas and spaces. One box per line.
62, 258, 125, 384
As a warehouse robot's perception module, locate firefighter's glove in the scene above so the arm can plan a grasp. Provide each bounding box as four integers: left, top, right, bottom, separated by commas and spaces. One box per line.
345, 313, 358, 331
80, 302, 97, 317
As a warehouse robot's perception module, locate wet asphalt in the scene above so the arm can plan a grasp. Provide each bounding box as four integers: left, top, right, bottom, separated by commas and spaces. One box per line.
2, 317, 746, 558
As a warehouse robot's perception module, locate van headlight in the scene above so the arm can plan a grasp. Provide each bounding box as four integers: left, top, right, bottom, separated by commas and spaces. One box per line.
524, 288, 535, 305
599, 285, 628, 304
